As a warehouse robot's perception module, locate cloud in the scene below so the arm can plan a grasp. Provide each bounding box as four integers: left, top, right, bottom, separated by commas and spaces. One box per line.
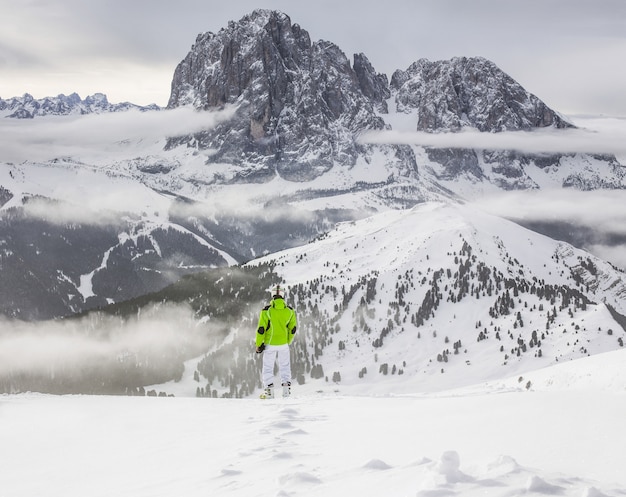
0, 161, 175, 224
470, 188, 626, 270
0, 106, 236, 163
20, 196, 125, 226
169, 192, 332, 231
0, 304, 209, 378
588, 244, 626, 272
471, 189, 626, 230
358, 126, 626, 157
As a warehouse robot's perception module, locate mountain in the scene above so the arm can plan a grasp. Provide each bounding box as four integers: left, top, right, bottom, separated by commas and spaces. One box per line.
0, 92, 159, 118
164, 9, 625, 195
388, 56, 626, 192
191, 202, 626, 397
0, 161, 347, 320
3, 202, 624, 396
166, 10, 393, 183
389, 57, 571, 188
391, 57, 573, 133
0, 197, 238, 320
0, 8, 624, 321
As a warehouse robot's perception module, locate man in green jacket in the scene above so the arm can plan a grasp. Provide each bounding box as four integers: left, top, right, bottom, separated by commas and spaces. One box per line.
256, 284, 297, 398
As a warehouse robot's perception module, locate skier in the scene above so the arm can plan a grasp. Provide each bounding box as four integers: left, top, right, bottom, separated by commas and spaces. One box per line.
255, 284, 297, 398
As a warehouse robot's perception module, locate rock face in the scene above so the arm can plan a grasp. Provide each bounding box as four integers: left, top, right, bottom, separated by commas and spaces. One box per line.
390, 57, 572, 132
165, 10, 623, 192
167, 9, 391, 181
390, 56, 577, 184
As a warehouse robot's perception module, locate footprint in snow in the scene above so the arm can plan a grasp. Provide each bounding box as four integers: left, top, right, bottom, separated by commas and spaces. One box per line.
271, 451, 294, 460
363, 459, 392, 470
581, 487, 612, 497
414, 452, 619, 497
283, 428, 308, 436
279, 471, 322, 486
272, 420, 295, 429
526, 475, 566, 494
279, 407, 300, 417
219, 467, 242, 477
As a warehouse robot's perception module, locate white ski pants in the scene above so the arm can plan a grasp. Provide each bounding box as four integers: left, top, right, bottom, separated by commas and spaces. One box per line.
262, 344, 291, 387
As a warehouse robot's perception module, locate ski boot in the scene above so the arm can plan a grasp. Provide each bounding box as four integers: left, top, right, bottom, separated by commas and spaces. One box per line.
260, 384, 274, 399
282, 382, 291, 398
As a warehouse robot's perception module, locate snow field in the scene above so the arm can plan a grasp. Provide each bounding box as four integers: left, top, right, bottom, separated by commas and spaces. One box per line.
2, 370, 625, 497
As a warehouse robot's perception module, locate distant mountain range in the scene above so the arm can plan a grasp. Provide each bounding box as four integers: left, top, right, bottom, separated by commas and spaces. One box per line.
0, 92, 159, 118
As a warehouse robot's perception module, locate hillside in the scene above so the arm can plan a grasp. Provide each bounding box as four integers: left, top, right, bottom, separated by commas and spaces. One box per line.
183, 201, 626, 397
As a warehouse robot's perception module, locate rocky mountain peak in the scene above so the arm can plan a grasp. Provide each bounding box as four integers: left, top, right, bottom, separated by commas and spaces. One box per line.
165, 11, 619, 193
387, 56, 596, 187
390, 56, 573, 132
166, 10, 391, 181
353, 52, 391, 113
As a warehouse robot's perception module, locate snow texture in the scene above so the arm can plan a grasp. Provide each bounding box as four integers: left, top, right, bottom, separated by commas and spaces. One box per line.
2, 348, 626, 497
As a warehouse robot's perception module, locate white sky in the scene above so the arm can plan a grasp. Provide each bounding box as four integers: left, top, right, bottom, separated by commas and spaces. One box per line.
1, 0, 626, 116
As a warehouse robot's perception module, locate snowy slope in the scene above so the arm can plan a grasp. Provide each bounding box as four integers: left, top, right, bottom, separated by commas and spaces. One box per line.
0, 157, 241, 319
2, 349, 626, 497
271, 201, 626, 313
142, 201, 626, 399
253, 202, 626, 393
3, 197, 622, 396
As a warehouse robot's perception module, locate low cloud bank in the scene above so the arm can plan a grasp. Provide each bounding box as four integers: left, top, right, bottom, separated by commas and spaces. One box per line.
359, 126, 626, 157
471, 189, 626, 233
0, 106, 235, 163
0, 304, 208, 378
169, 194, 325, 225
20, 196, 126, 226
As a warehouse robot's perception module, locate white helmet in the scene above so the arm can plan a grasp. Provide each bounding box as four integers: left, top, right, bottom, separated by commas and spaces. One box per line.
271, 284, 285, 298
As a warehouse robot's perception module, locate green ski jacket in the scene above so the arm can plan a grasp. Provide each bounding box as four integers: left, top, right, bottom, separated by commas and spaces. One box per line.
256, 297, 297, 347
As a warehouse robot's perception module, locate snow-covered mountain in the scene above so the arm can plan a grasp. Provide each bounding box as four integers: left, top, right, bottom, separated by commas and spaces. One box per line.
391, 57, 572, 133
3, 10, 626, 495
167, 10, 395, 184
150, 202, 625, 398
0, 92, 159, 118
3, 202, 624, 396
0, 159, 346, 320
0, 9, 624, 329
165, 9, 625, 195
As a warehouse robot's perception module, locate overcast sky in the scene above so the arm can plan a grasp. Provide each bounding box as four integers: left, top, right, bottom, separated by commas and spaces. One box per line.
1, 0, 626, 116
